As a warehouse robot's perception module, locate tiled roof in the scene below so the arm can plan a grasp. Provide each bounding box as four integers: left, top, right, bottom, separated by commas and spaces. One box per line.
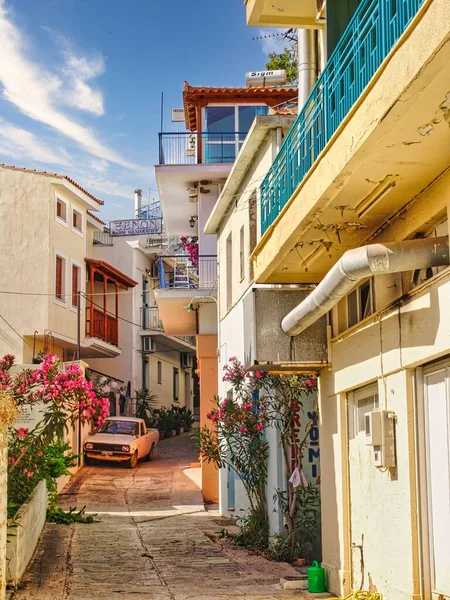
87, 211, 106, 225
183, 81, 298, 131
272, 107, 298, 116
85, 258, 138, 288
0, 163, 104, 205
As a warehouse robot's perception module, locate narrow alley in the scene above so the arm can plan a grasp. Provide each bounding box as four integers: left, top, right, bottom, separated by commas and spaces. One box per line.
11, 436, 310, 600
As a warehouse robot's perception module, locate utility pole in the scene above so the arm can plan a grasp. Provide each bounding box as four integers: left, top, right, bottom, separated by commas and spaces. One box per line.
77, 290, 82, 466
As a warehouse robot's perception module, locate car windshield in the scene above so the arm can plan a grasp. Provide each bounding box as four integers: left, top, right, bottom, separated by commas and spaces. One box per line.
98, 420, 139, 437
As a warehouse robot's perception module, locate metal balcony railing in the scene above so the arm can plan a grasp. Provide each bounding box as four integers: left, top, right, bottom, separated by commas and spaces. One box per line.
159, 132, 247, 165
93, 231, 114, 246
157, 255, 217, 290
141, 306, 163, 331
175, 335, 196, 347
260, 0, 424, 234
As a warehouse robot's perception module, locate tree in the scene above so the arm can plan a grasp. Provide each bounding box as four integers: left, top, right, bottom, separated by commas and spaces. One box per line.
265, 40, 298, 84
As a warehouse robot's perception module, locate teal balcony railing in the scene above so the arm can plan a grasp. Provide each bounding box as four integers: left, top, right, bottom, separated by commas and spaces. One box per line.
260, 0, 424, 234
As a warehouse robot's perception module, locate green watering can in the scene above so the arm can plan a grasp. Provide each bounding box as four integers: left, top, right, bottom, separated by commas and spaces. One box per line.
308, 560, 326, 593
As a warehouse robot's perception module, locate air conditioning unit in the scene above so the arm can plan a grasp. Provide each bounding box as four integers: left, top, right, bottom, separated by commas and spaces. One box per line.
142, 336, 156, 353
181, 352, 193, 369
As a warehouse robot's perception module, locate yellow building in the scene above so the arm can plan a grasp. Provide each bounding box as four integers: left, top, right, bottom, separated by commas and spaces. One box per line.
0, 164, 136, 365
243, 0, 450, 597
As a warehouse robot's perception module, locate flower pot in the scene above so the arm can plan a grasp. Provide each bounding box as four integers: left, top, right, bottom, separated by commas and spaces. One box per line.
158, 430, 165, 440
184, 425, 191, 433
171, 429, 177, 437
165, 429, 172, 438
293, 558, 307, 567
179, 427, 184, 434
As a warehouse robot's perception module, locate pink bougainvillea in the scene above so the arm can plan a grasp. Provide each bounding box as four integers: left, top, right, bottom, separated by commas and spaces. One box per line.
179, 236, 199, 267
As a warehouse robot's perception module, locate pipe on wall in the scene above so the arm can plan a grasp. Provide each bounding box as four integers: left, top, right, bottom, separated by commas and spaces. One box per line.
282, 236, 450, 337
298, 29, 318, 109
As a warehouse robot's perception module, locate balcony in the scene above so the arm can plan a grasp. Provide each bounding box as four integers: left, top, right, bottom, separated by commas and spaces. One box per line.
245, 0, 322, 28
159, 132, 247, 165
86, 309, 118, 346
141, 306, 164, 331
154, 255, 217, 337
157, 255, 217, 290
140, 306, 196, 350
260, 0, 425, 235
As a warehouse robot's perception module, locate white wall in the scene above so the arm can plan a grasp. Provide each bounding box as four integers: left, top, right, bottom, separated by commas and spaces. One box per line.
6, 480, 48, 587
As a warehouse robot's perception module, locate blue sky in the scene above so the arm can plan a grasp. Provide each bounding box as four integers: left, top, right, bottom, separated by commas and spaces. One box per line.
0, 0, 285, 220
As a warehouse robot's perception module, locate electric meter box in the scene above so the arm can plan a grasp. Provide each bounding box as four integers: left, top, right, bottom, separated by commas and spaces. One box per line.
365, 409, 396, 469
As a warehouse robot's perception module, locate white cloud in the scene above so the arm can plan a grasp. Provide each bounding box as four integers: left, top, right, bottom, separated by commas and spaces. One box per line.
0, 2, 140, 170
63, 53, 105, 116
259, 28, 288, 55
0, 119, 71, 166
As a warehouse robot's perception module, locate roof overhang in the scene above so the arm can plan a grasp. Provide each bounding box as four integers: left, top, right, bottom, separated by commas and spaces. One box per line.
183, 82, 298, 131
245, 0, 324, 29
85, 258, 138, 288
205, 115, 296, 234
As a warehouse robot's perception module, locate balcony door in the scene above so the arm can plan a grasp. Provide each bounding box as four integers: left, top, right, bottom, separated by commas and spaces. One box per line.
204, 105, 268, 164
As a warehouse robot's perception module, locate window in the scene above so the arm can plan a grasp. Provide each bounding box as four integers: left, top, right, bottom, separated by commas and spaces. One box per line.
239, 226, 245, 281
55, 196, 68, 225
347, 279, 374, 328
157, 361, 162, 385
226, 234, 233, 309
204, 105, 268, 163
348, 383, 379, 439
72, 208, 83, 234
71, 264, 81, 308
173, 367, 179, 402
410, 220, 448, 287
55, 255, 66, 302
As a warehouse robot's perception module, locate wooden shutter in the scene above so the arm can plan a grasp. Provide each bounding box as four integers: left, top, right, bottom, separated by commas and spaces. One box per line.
72, 265, 79, 307
55, 256, 63, 300
57, 200, 62, 218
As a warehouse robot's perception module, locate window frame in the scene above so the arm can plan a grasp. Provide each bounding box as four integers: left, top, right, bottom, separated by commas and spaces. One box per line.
347, 382, 379, 440
347, 278, 374, 329
157, 360, 162, 385
226, 233, 233, 310
72, 207, 84, 236
55, 195, 68, 227
173, 367, 179, 402
239, 225, 245, 282
70, 260, 83, 312
54, 250, 68, 306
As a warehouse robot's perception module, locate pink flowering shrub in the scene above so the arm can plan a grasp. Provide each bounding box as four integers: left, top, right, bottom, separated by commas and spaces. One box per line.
3, 354, 109, 517
179, 236, 199, 267
198, 356, 318, 554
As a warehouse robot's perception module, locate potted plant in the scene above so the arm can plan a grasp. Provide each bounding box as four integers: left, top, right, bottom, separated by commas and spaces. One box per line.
154, 409, 167, 440
165, 411, 177, 438
134, 388, 157, 427
181, 407, 193, 432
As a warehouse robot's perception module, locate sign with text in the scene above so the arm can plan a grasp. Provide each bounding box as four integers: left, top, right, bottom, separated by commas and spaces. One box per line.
171, 108, 185, 122
110, 218, 163, 237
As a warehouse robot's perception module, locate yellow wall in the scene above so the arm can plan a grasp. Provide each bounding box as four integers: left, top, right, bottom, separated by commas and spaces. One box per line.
197, 334, 219, 503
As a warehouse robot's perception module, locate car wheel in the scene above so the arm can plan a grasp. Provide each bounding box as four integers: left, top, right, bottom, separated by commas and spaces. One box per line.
84, 454, 93, 466
146, 444, 155, 462
128, 451, 138, 469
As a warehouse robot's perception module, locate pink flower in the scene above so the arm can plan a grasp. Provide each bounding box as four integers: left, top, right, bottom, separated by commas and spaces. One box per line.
306, 378, 317, 388
255, 371, 263, 379
16, 427, 28, 439
256, 424, 263, 432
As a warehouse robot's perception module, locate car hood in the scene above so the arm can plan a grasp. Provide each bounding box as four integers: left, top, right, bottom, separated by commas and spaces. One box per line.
85, 433, 137, 446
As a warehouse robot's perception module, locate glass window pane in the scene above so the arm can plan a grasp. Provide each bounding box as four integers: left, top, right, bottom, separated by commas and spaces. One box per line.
205, 107, 235, 133
238, 106, 268, 133
347, 289, 358, 328
360, 280, 373, 319
357, 394, 379, 433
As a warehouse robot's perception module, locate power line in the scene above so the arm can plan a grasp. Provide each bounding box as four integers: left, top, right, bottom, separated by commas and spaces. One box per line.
0, 312, 33, 349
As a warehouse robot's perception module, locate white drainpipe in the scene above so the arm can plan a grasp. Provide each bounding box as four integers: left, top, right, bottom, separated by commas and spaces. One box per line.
282, 236, 450, 337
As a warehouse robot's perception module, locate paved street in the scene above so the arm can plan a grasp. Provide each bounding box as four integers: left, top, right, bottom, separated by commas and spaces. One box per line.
11, 434, 314, 600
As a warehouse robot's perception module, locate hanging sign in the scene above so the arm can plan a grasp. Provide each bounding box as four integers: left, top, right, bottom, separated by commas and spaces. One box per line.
110, 218, 163, 237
